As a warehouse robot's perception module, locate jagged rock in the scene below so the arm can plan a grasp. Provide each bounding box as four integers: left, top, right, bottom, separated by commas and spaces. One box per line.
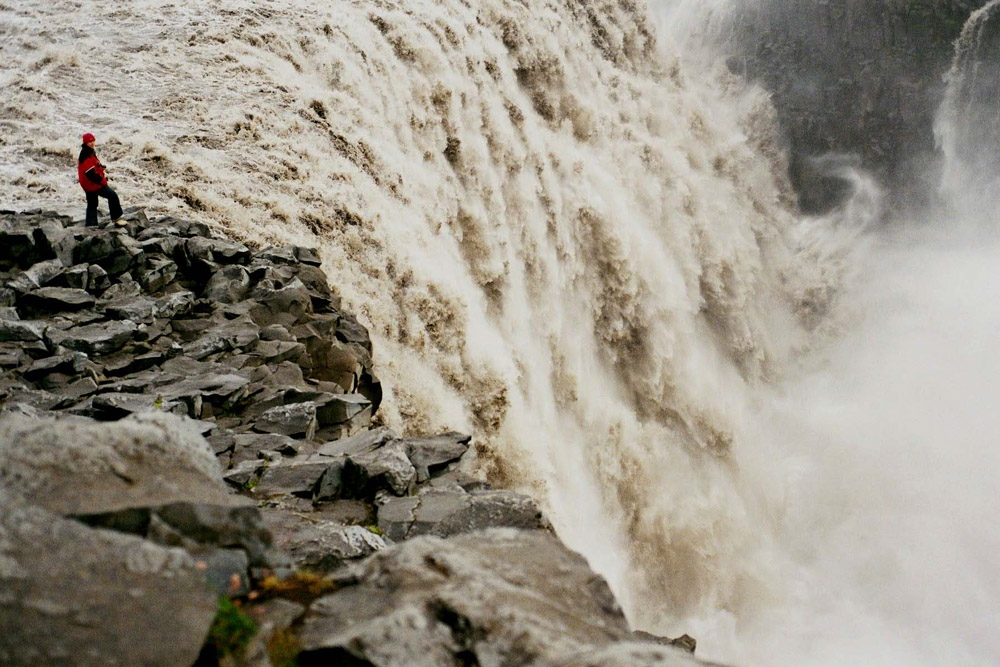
27, 351, 93, 378
223, 459, 263, 487
403, 432, 471, 482
204, 264, 251, 303
0, 222, 60, 269
186, 236, 251, 265
46, 320, 137, 355
555, 642, 713, 667
3, 388, 72, 411
6, 259, 65, 293
87, 264, 110, 291
378, 489, 548, 542
259, 323, 295, 341
58, 264, 90, 290
136, 255, 178, 292
255, 402, 318, 439
20, 287, 96, 313
101, 295, 157, 322
248, 278, 312, 328
252, 339, 306, 364
231, 432, 300, 465
297, 530, 634, 667
266, 517, 386, 571
102, 350, 166, 377
253, 459, 334, 498
153, 290, 195, 319
0, 316, 44, 341
341, 440, 415, 498
0, 490, 218, 667
317, 426, 397, 458
90, 392, 172, 419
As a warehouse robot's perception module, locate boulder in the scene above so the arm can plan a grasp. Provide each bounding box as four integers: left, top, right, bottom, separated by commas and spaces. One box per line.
341, 440, 415, 498
46, 320, 137, 355
297, 530, 633, 666
403, 432, 471, 482
255, 401, 318, 439
267, 517, 386, 571
0, 490, 217, 667
377, 489, 549, 542
20, 287, 96, 313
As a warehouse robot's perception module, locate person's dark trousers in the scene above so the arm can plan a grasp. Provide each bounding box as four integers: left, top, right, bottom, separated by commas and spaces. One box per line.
85, 185, 123, 226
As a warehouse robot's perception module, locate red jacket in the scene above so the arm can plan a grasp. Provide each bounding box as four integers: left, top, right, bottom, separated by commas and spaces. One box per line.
78, 148, 107, 192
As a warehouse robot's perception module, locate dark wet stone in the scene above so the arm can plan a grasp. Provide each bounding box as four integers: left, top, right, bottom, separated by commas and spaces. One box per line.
22, 352, 89, 382
102, 350, 165, 377
248, 278, 312, 328
317, 426, 397, 458
378, 489, 549, 542
87, 264, 110, 291
314, 393, 371, 428
341, 441, 415, 499
255, 402, 318, 439
252, 339, 306, 364
259, 323, 294, 341
101, 295, 157, 322
136, 255, 178, 293
20, 287, 95, 314
46, 320, 137, 356
253, 459, 333, 498
186, 236, 251, 265
0, 317, 44, 342
335, 313, 372, 353
58, 264, 90, 290
403, 432, 472, 482
231, 432, 300, 465
204, 265, 251, 303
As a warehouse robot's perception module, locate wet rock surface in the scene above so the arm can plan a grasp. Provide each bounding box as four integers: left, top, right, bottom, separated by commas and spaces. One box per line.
0, 209, 707, 666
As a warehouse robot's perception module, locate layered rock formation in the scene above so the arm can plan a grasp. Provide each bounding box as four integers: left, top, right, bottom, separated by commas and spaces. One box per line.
0, 209, 707, 667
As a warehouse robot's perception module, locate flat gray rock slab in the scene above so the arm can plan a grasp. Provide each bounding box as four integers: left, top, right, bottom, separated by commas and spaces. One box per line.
0, 411, 239, 514
267, 518, 386, 571
0, 491, 217, 667
378, 489, 548, 542
46, 319, 137, 356
298, 529, 633, 666
402, 432, 471, 482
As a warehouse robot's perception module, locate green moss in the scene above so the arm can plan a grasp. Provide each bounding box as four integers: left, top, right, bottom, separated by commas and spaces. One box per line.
207, 596, 257, 658
267, 627, 302, 667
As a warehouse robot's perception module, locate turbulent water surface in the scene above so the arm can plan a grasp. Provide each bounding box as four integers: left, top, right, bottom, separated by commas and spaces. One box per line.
2, 0, 998, 665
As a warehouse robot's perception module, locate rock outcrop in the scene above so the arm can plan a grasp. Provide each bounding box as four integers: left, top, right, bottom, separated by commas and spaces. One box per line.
0, 209, 707, 667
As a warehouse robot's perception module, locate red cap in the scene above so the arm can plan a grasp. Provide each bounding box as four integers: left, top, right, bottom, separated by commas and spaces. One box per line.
82, 132, 95, 143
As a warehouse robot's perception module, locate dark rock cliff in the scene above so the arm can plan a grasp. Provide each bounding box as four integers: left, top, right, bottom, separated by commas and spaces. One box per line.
717, 0, 989, 211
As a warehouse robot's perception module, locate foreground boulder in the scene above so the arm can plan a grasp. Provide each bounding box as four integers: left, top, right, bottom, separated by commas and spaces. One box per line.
0, 490, 217, 667
297, 529, 709, 667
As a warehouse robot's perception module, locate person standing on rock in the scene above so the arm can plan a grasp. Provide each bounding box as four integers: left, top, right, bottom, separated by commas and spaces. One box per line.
78, 132, 124, 226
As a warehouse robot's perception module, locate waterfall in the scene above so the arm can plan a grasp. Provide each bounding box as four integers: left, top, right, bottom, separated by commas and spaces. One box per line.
937, 0, 1000, 212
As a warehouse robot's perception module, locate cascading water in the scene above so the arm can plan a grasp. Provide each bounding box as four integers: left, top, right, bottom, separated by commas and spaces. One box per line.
2, 0, 998, 665
937, 0, 1000, 213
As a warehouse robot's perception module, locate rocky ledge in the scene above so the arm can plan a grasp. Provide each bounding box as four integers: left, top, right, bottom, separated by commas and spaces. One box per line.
0, 209, 709, 666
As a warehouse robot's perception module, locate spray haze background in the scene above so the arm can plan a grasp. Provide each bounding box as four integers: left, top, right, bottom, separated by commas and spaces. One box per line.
1, 0, 998, 665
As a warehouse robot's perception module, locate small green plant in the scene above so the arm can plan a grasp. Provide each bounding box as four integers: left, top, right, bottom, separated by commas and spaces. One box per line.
365, 524, 383, 536
206, 596, 257, 658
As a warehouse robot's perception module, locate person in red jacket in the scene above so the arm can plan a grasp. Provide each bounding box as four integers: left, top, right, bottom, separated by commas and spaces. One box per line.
78, 132, 123, 226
